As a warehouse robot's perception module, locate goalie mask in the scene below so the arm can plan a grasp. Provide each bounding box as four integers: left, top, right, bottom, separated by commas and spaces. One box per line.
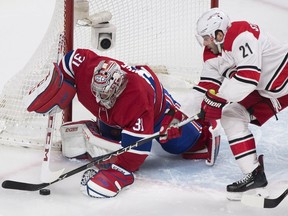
196, 8, 231, 52
91, 60, 127, 109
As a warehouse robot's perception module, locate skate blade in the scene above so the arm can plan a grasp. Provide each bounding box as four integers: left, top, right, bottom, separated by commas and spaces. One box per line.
227, 187, 269, 201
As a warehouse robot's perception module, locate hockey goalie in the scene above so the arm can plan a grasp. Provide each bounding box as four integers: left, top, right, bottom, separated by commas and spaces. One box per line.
24, 48, 221, 198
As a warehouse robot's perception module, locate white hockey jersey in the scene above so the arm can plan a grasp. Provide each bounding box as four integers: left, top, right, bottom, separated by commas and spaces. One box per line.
217, 21, 288, 102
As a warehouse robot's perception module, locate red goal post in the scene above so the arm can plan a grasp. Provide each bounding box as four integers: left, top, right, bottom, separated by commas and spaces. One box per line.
0, 0, 218, 149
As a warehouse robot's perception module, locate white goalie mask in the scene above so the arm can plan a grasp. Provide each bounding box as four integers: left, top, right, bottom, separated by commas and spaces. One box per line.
196, 8, 231, 49
91, 60, 128, 109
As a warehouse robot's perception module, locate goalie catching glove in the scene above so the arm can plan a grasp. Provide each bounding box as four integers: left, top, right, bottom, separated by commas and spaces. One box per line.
23, 63, 76, 114
199, 89, 227, 121
80, 164, 134, 198
159, 107, 186, 143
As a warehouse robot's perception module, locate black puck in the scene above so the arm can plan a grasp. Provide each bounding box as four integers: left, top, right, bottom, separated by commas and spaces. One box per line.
39, 188, 51, 195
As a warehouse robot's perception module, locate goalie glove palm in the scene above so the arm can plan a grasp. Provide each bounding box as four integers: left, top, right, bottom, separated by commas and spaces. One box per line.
80, 164, 134, 198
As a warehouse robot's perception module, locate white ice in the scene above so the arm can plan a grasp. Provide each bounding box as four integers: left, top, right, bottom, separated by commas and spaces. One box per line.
0, 1, 288, 215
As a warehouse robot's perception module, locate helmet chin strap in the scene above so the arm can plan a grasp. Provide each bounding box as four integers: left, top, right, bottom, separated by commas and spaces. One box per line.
213, 36, 224, 54
217, 43, 222, 53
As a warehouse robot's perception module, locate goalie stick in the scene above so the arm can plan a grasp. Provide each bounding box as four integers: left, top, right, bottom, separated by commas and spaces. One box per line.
2, 114, 199, 191
41, 34, 66, 183
241, 188, 288, 208
41, 112, 65, 183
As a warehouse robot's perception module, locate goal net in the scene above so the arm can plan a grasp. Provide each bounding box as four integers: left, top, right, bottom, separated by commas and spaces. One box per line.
0, 0, 217, 149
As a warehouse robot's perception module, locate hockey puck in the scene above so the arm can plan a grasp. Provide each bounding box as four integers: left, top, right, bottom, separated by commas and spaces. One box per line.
39, 189, 51, 195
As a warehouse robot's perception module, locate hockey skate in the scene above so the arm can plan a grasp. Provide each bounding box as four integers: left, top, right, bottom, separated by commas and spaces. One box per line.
226, 155, 268, 201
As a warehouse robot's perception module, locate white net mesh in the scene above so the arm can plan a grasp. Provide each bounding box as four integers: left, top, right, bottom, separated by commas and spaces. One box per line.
0, 0, 211, 149
75, 0, 210, 82
0, 0, 65, 149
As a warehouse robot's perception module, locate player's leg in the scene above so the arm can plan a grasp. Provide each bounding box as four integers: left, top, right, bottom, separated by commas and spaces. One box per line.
221, 102, 268, 200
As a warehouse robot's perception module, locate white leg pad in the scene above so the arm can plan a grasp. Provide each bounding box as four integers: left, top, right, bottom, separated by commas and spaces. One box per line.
60, 121, 87, 158
206, 120, 221, 166
61, 120, 122, 159
83, 123, 121, 158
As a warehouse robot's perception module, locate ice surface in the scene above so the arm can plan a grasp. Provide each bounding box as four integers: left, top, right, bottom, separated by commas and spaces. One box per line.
0, 0, 288, 215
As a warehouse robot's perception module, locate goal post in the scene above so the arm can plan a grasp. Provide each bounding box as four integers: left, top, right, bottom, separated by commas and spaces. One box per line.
0, 0, 218, 149
63, 0, 74, 123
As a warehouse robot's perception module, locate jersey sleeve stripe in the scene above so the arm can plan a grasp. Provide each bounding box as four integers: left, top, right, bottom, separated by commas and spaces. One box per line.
200, 77, 222, 86
233, 66, 261, 86
233, 75, 258, 86
193, 86, 207, 94
62, 50, 75, 79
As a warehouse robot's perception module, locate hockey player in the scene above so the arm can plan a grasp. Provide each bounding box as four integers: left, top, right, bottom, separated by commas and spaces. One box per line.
25, 48, 221, 198
193, 8, 288, 200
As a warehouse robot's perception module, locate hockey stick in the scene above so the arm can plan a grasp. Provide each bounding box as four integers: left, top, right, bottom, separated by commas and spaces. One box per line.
241, 188, 288, 208
40, 34, 66, 182
41, 113, 65, 183
2, 114, 199, 191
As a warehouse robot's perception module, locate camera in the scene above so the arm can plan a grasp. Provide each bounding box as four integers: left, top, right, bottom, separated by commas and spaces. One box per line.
92, 22, 116, 51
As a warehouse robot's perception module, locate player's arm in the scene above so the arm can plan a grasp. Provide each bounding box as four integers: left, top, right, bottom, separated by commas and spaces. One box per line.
191, 52, 223, 115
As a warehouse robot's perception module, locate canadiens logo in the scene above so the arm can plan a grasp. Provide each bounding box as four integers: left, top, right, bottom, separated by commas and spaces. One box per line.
94, 75, 108, 84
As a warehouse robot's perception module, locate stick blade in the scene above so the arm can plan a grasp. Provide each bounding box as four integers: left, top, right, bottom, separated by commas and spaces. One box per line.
2, 180, 49, 191
241, 194, 265, 208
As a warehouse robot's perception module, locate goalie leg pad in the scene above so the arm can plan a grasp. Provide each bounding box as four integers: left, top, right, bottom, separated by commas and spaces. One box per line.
60, 121, 88, 159
83, 121, 122, 158
182, 120, 221, 166
61, 120, 121, 161
205, 120, 221, 166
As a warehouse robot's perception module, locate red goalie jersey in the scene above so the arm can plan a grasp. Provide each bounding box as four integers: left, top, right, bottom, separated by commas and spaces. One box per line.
58, 49, 168, 171
60, 49, 165, 131
57, 48, 206, 174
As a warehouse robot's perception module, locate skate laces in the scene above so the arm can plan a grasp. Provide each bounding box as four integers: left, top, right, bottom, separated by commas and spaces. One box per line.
236, 173, 252, 184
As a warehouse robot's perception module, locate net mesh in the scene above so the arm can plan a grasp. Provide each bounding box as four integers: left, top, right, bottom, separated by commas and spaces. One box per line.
0, 0, 211, 149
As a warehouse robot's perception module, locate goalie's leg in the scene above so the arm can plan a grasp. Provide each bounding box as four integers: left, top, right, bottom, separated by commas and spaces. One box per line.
181, 119, 221, 166
60, 120, 121, 165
